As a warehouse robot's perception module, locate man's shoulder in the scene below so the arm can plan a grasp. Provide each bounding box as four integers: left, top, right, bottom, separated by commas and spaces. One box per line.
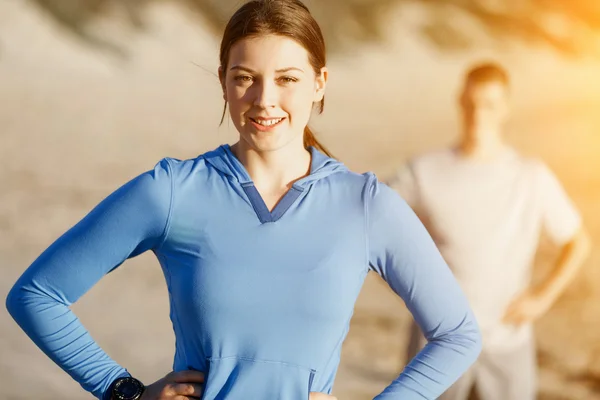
408, 147, 456, 172
507, 150, 551, 177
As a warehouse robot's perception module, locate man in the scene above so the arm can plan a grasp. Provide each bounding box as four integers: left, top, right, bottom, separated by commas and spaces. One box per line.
388, 62, 591, 400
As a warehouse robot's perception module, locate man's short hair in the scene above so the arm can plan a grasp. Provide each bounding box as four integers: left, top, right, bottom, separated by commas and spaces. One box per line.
464, 62, 509, 87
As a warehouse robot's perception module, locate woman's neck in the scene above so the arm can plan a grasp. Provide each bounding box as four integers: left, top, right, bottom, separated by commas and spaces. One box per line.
231, 139, 312, 192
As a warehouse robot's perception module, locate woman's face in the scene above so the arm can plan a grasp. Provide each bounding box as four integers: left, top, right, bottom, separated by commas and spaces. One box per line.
220, 35, 327, 153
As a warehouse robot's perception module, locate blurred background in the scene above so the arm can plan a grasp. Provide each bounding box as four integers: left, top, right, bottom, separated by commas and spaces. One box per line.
1, 1, 599, 399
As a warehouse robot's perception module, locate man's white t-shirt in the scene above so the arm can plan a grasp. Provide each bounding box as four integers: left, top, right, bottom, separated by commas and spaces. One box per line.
388, 146, 581, 351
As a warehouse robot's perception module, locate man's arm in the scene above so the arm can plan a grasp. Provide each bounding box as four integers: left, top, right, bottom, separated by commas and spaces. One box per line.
504, 227, 591, 325
537, 227, 591, 302
504, 160, 592, 325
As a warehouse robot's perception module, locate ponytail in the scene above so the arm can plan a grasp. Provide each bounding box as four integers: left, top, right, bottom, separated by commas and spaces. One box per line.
303, 97, 333, 157
304, 126, 332, 157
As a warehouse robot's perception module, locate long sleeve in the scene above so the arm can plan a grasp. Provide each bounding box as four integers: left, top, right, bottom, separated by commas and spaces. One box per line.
5, 159, 174, 399
366, 175, 482, 399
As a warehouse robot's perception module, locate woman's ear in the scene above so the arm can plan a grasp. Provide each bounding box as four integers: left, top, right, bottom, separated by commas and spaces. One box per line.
314, 67, 328, 102
218, 67, 227, 101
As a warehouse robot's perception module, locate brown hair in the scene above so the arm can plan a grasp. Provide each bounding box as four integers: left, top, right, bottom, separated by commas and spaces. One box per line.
464, 62, 510, 88
219, 0, 332, 156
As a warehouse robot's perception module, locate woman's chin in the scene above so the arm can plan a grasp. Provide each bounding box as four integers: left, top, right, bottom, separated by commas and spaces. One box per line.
244, 132, 295, 152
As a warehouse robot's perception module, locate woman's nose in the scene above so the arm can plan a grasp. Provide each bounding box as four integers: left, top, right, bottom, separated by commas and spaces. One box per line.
253, 81, 277, 108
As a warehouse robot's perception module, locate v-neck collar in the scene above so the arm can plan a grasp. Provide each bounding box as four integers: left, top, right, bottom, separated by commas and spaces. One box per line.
221, 145, 307, 224
240, 182, 303, 223
211, 144, 341, 224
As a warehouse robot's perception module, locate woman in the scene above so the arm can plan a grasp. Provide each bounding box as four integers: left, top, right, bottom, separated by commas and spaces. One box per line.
6, 1, 482, 399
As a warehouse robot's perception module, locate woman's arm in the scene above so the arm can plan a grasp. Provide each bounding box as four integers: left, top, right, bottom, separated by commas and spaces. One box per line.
5, 159, 174, 399
365, 175, 481, 400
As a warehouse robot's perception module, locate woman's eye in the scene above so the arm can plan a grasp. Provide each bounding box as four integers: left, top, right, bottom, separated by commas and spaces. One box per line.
279, 76, 298, 84
234, 75, 253, 83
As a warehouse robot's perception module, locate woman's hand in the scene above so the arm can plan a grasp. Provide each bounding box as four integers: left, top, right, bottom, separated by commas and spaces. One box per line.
309, 392, 338, 400
140, 370, 205, 399
138, 373, 334, 400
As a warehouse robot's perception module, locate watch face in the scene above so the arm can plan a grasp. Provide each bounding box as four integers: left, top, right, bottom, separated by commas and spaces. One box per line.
119, 382, 139, 397
114, 377, 144, 400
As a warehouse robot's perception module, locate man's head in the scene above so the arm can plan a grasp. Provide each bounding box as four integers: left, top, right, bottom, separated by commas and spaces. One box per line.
460, 62, 510, 139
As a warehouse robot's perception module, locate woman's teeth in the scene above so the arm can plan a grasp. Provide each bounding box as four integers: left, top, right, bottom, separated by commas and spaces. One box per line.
254, 118, 283, 126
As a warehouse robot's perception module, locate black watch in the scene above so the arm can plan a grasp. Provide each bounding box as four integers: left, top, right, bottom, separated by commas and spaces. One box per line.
109, 376, 145, 400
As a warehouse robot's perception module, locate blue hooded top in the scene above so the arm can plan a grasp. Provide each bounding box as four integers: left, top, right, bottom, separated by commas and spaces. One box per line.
6, 145, 481, 399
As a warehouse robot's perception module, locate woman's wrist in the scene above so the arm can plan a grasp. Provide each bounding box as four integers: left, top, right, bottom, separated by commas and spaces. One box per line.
107, 376, 145, 400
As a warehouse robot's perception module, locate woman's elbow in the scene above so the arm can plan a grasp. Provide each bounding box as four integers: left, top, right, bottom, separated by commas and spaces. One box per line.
435, 315, 482, 362
467, 324, 483, 360
6, 283, 27, 323
5, 280, 47, 326
457, 316, 483, 362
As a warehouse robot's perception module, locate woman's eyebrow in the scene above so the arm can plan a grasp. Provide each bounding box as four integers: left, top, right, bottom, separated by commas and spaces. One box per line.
229, 65, 304, 73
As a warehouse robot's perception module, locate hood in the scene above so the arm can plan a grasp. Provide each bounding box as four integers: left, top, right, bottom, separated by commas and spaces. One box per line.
203, 144, 347, 189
